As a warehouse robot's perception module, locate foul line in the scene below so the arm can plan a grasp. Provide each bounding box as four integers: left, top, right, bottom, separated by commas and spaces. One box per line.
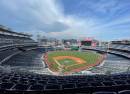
53, 58, 85, 70
53, 58, 62, 70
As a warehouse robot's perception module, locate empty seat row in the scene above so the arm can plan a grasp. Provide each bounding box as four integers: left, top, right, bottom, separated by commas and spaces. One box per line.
0, 48, 20, 62
0, 71, 130, 92
93, 90, 130, 94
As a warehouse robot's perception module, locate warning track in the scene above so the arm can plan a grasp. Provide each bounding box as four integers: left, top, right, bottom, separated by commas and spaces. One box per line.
43, 51, 105, 75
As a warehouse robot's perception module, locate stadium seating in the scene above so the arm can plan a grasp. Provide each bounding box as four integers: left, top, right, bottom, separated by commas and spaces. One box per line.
0, 48, 20, 62
0, 70, 130, 93
108, 43, 130, 59
1, 26, 130, 93
0, 47, 130, 94
82, 43, 130, 59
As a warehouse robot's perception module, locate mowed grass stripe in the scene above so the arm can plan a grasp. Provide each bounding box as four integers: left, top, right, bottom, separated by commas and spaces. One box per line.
48, 51, 100, 64
47, 51, 101, 72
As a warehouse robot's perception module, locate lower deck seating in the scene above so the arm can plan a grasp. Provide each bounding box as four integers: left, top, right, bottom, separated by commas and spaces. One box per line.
0, 70, 129, 94
0, 45, 39, 63
3, 49, 44, 66
0, 48, 20, 62
109, 50, 130, 59
0, 47, 130, 93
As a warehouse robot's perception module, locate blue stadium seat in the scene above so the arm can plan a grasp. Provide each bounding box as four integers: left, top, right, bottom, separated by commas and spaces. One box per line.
93, 91, 117, 94
102, 81, 116, 86
45, 84, 61, 90
0, 82, 14, 89
77, 82, 90, 88
119, 90, 130, 94
30, 84, 44, 91
62, 83, 75, 89
13, 84, 29, 90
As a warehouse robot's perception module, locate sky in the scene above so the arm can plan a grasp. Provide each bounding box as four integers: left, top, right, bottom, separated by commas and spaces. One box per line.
0, 0, 130, 41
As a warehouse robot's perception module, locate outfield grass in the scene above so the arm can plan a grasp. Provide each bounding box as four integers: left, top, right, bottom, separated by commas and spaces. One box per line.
46, 51, 101, 73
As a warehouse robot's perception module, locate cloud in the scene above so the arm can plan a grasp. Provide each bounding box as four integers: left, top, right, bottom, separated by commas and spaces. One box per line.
0, 0, 130, 41
0, 0, 70, 31
0, 0, 95, 38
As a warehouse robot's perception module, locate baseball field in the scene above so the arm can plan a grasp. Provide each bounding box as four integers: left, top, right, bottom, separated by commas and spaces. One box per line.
44, 51, 104, 75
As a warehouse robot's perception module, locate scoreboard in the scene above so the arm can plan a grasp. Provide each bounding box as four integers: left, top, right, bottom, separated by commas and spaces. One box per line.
80, 37, 98, 47
81, 41, 92, 46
